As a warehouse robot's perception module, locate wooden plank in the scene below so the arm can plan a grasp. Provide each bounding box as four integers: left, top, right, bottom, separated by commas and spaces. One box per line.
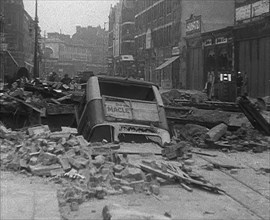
4, 94, 43, 114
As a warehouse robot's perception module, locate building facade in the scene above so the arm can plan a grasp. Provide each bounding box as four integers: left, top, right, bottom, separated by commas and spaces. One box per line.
108, 0, 136, 77
133, 0, 235, 90
233, 0, 270, 97
0, 0, 39, 82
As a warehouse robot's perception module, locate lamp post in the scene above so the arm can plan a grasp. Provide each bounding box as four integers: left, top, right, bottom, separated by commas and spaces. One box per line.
33, 0, 39, 78
0, 0, 5, 82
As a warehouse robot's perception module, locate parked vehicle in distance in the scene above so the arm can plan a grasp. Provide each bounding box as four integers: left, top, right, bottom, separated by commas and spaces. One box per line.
77, 75, 170, 146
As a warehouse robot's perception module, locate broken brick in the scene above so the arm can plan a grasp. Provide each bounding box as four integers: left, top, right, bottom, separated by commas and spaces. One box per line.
150, 184, 160, 195
121, 167, 144, 181
113, 164, 124, 173
39, 152, 59, 166
205, 123, 228, 142
30, 164, 62, 176
121, 186, 134, 194
58, 155, 71, 171
28, 125, 50, 136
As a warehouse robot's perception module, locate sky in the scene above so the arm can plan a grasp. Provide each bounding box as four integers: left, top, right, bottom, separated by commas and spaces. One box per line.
23, 0, 118, 36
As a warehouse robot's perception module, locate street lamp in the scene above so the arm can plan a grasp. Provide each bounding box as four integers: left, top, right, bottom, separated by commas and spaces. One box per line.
33, 0, 39, 78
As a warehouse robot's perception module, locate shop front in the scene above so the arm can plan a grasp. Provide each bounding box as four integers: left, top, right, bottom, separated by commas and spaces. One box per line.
202, 27, 236, 101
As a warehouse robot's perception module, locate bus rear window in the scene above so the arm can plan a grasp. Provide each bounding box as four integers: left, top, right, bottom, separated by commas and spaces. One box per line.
99, 81, 155, 101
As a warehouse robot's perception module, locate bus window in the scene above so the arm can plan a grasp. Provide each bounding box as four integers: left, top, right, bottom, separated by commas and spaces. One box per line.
99, 81, 155, 101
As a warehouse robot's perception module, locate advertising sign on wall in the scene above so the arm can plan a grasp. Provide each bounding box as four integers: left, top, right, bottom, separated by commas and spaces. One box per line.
235, 4, 251, 21
252, 0, 270, 17
235, 0, 270, 22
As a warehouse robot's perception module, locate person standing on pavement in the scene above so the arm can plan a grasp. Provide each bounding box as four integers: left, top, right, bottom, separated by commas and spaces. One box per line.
236, 71, 243, 97
242, 72, 248, 96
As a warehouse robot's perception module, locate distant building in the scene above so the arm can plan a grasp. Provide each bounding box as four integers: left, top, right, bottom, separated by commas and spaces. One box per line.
43, 26, 108, 77
108, 0, 136, 77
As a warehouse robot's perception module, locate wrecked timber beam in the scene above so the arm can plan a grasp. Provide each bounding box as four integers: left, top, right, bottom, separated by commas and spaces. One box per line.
172, 99, 270, 112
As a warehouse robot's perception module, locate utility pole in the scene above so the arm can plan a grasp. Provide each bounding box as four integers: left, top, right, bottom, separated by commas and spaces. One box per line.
0, 0, 5, 82
33, 0, 39, 78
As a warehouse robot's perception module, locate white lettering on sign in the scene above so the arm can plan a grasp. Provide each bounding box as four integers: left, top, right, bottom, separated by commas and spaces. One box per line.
105, 101, 132, 119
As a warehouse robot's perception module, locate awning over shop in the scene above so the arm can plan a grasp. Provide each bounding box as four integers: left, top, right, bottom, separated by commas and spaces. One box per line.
120, 55, 134, 61
155, 56, 179, 70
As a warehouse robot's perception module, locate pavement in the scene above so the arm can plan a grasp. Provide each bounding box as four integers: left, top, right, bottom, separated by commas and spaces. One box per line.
0, 171, 61, 220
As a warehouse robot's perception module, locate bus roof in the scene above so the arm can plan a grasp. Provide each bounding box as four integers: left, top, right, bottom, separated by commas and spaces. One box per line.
96, 75, 159, 88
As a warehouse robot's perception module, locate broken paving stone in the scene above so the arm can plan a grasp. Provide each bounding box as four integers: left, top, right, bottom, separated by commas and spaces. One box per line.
121, 186, 134, 194
113, 164, 124, 173
114, 172, 122, 178
130, 180, 144, 193
93, 155, 105, 167
66, 148, 76, 157
184, 159, 195, 166
121, 167, 144, 181
28, 125, 50, 136
49, 132, 71, 140
50, 168, 65, 177
150, 184, 160, 196
61, 127, 78, 134
95, 187, 106, 199
76, 135, 89, 148
58, 155, 71, 171
19, 158, 29, 169
162, 142, 187, 160
68, 157, 89, 170
102, 204, 171, 220
39, 152, 59, 166
66, 138, 79, 147
205, 123, 228, 142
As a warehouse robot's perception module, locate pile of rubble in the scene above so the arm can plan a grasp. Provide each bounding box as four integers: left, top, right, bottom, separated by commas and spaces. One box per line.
0, 81, 84, 130
0, 122, 225, 213
173, 122, 270, 153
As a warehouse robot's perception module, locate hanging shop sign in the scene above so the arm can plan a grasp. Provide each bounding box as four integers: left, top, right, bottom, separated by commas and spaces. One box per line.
186, 15, 201, 35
